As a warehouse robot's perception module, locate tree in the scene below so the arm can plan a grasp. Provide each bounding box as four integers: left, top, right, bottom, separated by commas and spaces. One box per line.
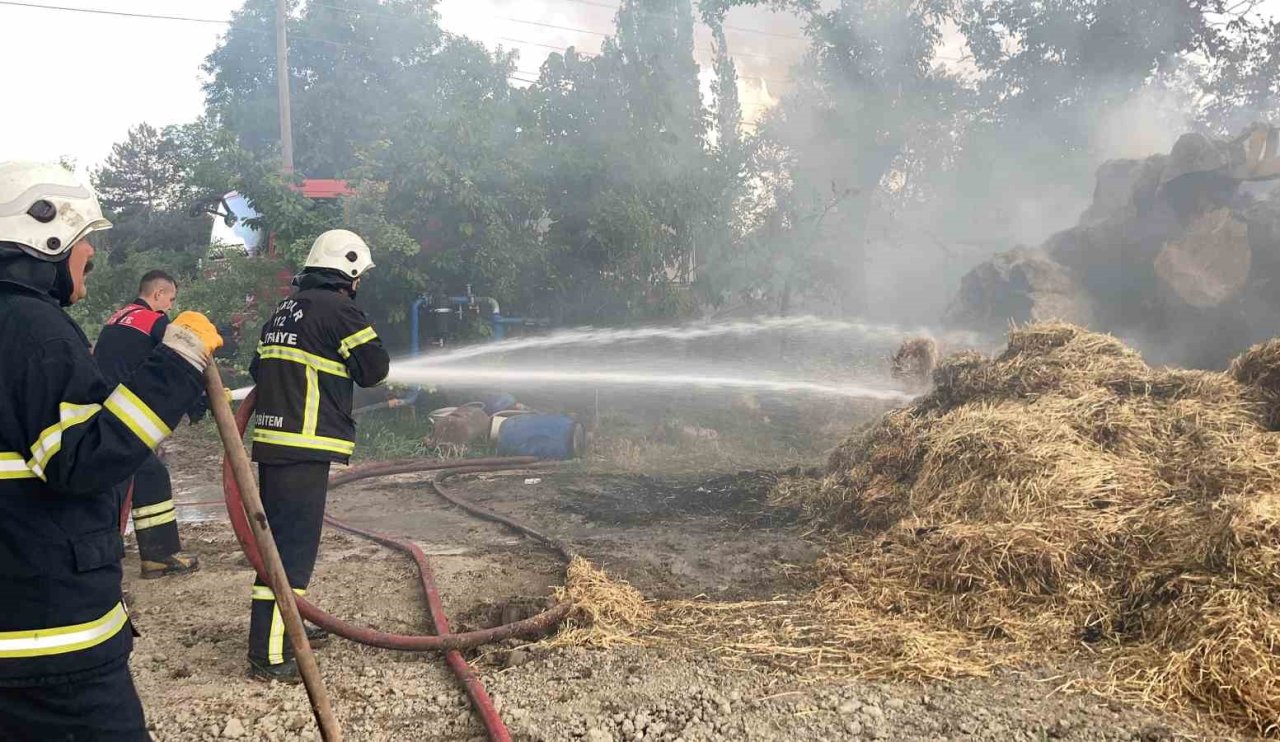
91, 123, 211, 262
203, 0, 489, 177
94, 123, 185, 215
517, 0, 726, 322
699, 0, 1280, 322
706, 8, 743, 160
698, 0, 959, 317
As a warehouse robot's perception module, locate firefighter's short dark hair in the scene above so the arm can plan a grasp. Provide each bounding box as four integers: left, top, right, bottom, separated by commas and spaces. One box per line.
138, 269, 177, 296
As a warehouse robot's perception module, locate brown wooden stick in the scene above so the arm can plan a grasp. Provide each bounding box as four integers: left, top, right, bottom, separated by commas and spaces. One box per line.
203, 365, 344, 742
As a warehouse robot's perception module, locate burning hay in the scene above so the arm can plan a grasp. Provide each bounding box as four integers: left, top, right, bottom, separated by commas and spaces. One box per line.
774, 322, 1280, 734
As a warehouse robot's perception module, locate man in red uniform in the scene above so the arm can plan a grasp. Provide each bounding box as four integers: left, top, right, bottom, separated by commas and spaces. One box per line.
95, 270, 204, 577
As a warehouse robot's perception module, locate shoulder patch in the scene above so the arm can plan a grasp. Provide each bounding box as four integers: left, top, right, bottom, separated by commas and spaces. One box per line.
106, 306, 163, 336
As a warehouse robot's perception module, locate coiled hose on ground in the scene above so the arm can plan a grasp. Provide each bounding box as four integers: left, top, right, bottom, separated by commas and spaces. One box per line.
222, 391, 575, 742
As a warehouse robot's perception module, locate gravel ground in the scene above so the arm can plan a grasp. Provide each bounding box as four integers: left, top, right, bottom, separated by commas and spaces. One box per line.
123, 429, 1251, 741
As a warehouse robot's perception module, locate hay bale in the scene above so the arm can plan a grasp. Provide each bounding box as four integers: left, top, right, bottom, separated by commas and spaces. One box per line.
889, 337, 938, 388
944, 248, 1094, 330
923, 323, 1148, 408
1160, 132, 1232, 190
776, 321, 1280, 734
1155, 207, 1251, 308
1081, 155, 1167, 224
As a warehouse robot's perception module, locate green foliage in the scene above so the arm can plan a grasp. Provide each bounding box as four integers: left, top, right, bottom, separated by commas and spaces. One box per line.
181, 252, 293, 367
352, 414, 428, 461
193, 0, 733, 337
94, 123, 189, 214
695, 0, 1280, 320
90, 123, 211, 262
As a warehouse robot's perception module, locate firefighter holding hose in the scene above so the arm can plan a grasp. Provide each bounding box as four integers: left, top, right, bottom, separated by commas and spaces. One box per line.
247, 229, 389, 681
0, 162, 222, 740
95, 269, 207, 578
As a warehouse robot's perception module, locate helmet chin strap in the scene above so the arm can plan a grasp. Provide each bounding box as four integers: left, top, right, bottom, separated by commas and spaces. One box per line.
51, 259, 75, 306
0, 244, 70, 304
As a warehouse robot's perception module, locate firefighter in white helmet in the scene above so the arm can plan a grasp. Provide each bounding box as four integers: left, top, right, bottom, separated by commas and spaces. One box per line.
245, 229, 388, 681
0, 162, 222, 740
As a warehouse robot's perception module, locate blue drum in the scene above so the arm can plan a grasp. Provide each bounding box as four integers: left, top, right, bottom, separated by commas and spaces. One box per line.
495, 414, 585, 460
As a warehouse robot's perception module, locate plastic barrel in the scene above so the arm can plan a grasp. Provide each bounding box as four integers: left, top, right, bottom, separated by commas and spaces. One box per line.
490, 409, 536, 441
495, 414, 585, 460
479, 393, 518, 415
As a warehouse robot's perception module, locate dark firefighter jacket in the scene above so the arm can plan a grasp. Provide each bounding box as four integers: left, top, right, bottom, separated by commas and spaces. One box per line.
250, 271, 389, 464
0, 252, 203, 686
94, 298, 208, 421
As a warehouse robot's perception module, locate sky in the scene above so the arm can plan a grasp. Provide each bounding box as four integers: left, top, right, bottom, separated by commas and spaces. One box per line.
0, 0, 806, 172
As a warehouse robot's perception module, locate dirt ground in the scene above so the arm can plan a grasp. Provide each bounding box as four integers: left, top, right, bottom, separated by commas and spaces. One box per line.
125, 428, 1252, 742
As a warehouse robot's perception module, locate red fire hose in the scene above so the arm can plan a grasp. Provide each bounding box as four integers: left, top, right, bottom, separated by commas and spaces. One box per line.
120, 482, 134, 536
222, 391, 574, 741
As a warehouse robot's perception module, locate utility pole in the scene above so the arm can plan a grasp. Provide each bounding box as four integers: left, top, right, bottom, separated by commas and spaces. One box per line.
275, 0, 295, 174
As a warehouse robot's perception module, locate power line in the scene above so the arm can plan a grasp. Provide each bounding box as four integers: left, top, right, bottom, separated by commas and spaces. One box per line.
494, 30, 798, 66
0, 0, 367, 53
499, 36, 597, 53
0, 0, 226, 23
496, 14, 608, 37
0, 1, 539, 88
308, 1, 611, 39
547, 0, 809, 42
0, 1, 800, 79
306, 0, 806, 63
496, 15, 800, 63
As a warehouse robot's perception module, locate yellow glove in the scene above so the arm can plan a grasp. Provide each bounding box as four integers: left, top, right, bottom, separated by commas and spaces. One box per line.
224, 388, 233, 406
162, 311, 224, 370
174, 311, 224, 354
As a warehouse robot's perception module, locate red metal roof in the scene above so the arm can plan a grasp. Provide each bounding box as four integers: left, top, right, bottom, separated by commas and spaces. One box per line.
293, 179, 355, 199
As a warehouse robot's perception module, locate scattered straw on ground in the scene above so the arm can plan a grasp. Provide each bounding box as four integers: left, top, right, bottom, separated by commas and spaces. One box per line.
549, 556, 655, 647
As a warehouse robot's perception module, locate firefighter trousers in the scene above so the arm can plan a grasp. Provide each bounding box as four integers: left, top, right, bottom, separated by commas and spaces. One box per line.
0, 658, 150, 741
248, 461, 331, 666
128, 453, 182, 563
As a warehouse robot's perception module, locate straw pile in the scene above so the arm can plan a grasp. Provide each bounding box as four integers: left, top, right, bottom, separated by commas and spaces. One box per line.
773, 322, 1280, 734
550, 556, 655, 648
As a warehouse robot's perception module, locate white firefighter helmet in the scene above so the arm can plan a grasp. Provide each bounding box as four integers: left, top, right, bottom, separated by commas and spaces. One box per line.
304, 229, 374, 279
0, 161, 112, 260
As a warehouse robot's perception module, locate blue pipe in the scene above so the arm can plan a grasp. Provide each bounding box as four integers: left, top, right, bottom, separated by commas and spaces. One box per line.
490, 316, 535, 340
410, 296, 429, 357
411, 295, 503, 354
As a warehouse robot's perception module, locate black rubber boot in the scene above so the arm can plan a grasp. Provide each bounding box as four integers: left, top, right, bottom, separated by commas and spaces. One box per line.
140, 551, 199, 579
306, 623, 330, 647
248, 656, 300, 684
